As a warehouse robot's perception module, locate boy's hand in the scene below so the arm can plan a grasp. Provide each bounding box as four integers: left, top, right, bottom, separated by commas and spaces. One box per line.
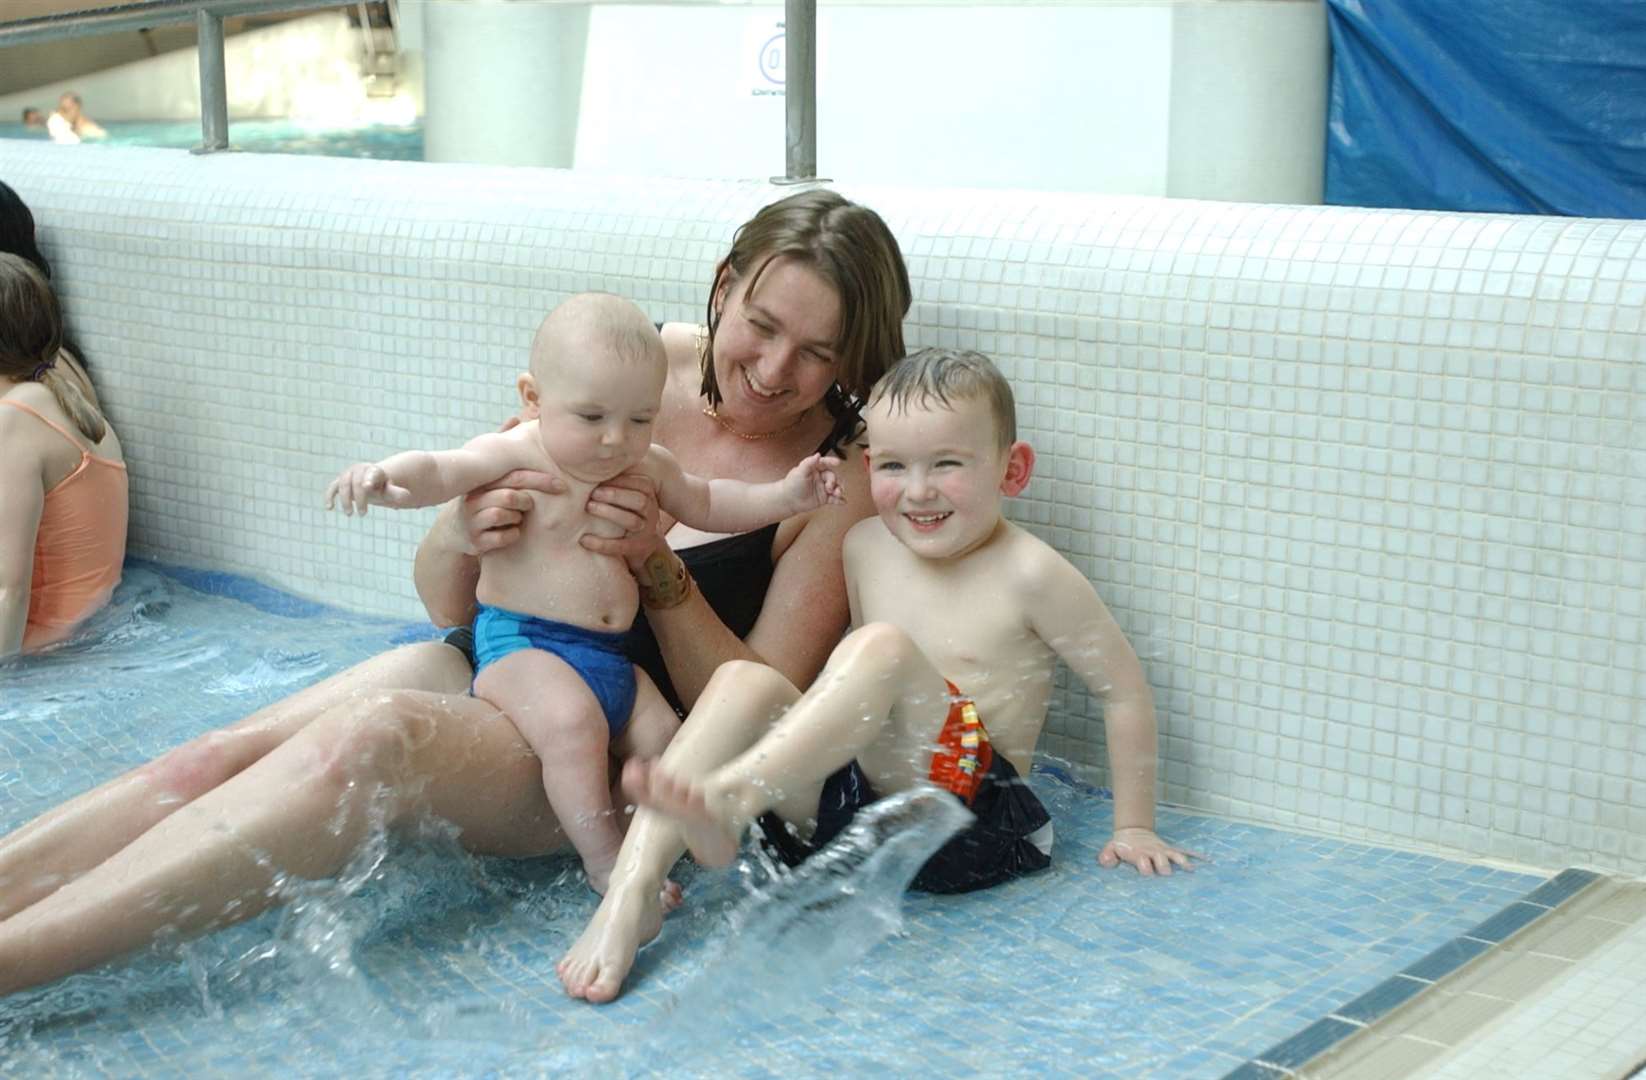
784, 452, 845, 511
325, 463, 411, 516
1097, 827, 1199, 877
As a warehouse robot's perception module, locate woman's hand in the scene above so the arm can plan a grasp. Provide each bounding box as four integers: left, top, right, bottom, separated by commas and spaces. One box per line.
455, 470, 566, 555
580, 472, 666, 568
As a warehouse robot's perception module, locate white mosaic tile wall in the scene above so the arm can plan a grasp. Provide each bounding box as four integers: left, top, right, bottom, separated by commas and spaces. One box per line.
3, 143, 1641, 875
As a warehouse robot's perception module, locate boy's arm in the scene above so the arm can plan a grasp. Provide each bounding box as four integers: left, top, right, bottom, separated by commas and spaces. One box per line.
327, 433, 523, 515
643, 445, 843, 534
1025, 549, 1195, 875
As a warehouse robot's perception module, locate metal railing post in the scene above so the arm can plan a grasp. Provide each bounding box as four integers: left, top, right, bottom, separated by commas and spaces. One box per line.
782, 0, 817, 182
194, 7, 231, 153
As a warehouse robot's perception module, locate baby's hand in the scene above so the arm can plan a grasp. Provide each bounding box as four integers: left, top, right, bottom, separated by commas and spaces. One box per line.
1097, 827, 1199, 877
784, 453, 845, 511
325, 463, 411, 516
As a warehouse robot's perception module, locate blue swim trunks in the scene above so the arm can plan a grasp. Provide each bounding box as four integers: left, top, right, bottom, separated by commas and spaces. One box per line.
471, 604, 636, 737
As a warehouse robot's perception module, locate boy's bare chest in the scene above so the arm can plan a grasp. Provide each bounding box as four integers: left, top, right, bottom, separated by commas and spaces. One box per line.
854, 554, 1045, 680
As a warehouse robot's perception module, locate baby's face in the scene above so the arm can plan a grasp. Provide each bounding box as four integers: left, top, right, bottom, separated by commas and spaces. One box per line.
864, 394, 1011, 561
533, 345, 666, 484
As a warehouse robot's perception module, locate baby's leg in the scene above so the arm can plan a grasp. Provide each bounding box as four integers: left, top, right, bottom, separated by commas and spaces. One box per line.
0, 640, 470, 921
474, 650, 623, 894
608, 670, 683, 908
611, 668, 680, 765
622, 622, 952, 867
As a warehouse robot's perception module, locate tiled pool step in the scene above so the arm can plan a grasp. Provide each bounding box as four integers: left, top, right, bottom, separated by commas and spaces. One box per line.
1226, 869, 1646, 1079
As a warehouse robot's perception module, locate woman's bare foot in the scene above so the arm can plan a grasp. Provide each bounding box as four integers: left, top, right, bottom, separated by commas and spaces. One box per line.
556, 880, 664, 1003
619, 759, 740, 868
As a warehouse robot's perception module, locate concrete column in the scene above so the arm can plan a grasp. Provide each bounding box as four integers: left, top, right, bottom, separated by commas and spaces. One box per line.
423, 0, 590, 167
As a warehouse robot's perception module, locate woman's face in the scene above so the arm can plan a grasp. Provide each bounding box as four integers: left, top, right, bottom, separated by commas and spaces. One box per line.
712, 257, 842, 430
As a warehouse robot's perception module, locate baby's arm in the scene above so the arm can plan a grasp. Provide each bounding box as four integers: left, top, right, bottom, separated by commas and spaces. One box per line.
1025, 549, 1196, 875
643, 445, 843, 534
326, 432, 526, 516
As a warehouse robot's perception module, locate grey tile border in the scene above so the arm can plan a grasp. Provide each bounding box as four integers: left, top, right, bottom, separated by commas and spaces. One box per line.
1220, 866, 1604, 1080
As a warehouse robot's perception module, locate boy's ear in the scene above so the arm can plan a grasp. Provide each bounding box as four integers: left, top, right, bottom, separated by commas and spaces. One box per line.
1000, 441, 1035, 497
516, 372, 541, 419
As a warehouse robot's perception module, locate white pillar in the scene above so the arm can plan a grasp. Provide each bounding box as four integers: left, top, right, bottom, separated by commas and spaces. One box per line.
1166, 0, 1330, 204
423, 0, 590, 167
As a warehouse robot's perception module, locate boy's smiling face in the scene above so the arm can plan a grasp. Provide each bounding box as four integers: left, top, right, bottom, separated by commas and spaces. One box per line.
864, 394, 1033, 560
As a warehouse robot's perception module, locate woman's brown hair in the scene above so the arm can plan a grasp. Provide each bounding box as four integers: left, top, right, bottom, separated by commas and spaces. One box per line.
0, 252, 105, 442
700, 190, 911, 443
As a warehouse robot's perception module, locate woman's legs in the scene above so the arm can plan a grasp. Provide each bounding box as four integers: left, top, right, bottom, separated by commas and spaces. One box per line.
0, 641, 472, 921
0, 683, 562, 996
556, 659, 804, 1004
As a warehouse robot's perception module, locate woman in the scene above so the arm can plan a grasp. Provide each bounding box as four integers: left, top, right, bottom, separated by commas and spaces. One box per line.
0, 189, 910, 995
0, 185, 127, 657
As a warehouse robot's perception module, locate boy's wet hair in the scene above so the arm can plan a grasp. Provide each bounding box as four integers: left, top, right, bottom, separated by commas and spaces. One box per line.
0, 252, 104, 443
868, 347, 1017, 450
701, 189, 911, 415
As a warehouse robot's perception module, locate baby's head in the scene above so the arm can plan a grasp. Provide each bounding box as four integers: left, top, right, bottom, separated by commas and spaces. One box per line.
521, 292, 668, 483
863, 347, 1033, 559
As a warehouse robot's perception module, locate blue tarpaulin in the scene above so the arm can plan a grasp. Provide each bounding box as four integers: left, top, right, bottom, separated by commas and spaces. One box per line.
1325, 1, 1646, 217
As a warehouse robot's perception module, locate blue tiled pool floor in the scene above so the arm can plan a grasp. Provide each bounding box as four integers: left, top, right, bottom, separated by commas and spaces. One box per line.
0, 566, 1547, 1076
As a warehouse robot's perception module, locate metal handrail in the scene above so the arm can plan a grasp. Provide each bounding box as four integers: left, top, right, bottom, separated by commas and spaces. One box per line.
0, 0, 822, 178
0, 0, 344, 46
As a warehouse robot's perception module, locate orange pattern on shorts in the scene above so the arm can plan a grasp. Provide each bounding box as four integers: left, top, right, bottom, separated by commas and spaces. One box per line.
928, 680, 993, 805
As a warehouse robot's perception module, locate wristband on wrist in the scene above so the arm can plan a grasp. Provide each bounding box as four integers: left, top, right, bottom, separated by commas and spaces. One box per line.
637, 550, 692, 609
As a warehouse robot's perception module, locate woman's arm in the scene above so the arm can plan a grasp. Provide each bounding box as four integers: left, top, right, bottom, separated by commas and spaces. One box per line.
639, 452, 873, 708
0, 439, 45, 657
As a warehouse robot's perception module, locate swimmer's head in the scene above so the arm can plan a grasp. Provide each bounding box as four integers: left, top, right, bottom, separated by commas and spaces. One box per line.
519, 292, 667, 482
57, 93, 82, 122
21, 108, 44, 128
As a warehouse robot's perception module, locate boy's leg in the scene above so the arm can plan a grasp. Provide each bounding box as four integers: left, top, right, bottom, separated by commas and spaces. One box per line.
474, 649, 623, 894
558, 659, 802, 1003
0, 640, 471, 921
623, 622, 952, 868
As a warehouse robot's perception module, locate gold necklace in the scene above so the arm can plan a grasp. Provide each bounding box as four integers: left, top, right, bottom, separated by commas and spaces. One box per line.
702, 401, 811, 442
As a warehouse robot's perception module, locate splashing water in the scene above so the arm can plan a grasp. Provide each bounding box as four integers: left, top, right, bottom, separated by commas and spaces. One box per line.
653, 787, 972, 1045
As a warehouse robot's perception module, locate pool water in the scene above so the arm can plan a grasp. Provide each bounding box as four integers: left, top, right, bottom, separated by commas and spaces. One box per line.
0, 563, 1549, 1077
0, 118, 423, 160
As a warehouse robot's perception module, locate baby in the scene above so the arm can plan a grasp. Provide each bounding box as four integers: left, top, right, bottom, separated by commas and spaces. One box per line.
327, 292, 840, 892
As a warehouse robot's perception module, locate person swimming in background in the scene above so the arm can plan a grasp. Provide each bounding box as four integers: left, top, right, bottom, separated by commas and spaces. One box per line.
325, 291, 844, 894
0, 252, 128, 657
21, 108, 46, 130
47, 93, 107, 145
561, 347, 1195, 1002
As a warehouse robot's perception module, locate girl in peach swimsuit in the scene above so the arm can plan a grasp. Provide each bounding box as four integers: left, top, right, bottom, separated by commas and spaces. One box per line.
0, 253, 127, 656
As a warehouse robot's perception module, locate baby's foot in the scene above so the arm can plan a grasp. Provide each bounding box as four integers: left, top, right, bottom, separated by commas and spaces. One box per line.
620, 759, 740, 868
582, 851, 619, 896
556, 880, 663, 1004
660, 878, 684, 913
